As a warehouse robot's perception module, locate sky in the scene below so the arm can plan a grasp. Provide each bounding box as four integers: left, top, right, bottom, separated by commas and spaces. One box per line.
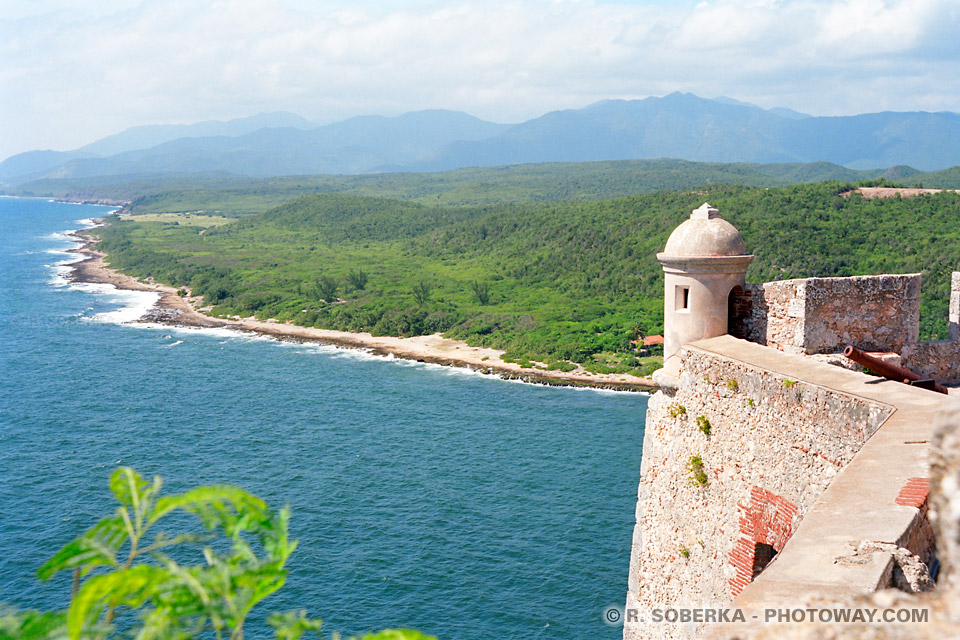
2, 0, 960, 160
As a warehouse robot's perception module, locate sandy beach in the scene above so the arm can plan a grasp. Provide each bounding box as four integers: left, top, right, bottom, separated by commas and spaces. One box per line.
66, 226, 657, 392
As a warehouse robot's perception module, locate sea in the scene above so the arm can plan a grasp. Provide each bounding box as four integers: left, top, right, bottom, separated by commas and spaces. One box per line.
0, 196, 647, 639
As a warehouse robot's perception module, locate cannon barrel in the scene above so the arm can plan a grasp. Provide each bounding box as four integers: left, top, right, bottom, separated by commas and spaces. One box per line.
843, 345, 948, 395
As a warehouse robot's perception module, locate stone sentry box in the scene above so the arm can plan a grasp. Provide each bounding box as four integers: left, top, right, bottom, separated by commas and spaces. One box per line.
656, 203, 753, 380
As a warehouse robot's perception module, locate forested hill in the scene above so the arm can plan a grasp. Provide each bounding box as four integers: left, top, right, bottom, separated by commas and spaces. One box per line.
13, 158, 949, 214
95, 182, 960, 375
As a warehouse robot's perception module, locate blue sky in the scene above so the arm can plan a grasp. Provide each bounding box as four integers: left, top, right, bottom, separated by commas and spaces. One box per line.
3, 0, 959, 159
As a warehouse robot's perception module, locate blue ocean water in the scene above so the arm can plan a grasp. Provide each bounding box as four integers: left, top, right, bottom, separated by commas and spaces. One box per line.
0, 197, 646, 639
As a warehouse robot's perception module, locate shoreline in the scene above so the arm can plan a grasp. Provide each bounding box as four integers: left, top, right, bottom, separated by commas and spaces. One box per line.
65, 223, 658, 392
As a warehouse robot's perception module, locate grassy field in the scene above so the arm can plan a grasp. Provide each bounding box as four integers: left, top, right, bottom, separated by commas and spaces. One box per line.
120, 212, 236, 226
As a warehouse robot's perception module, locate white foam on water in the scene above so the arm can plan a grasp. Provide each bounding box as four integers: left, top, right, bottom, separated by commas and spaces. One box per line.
78, 287, 161, 324
42, 231, 77, 242
129, 321, 269, 342
44, 248, 78, 257
48, 264, 74, 287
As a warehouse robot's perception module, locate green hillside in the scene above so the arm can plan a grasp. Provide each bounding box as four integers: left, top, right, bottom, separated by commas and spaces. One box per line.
92, 182, 960, 374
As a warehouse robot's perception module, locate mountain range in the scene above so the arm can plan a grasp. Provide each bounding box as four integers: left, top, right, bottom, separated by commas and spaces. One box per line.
4, 93, 960, 187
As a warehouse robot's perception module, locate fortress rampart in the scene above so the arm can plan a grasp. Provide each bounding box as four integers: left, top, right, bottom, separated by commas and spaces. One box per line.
625, 204, 959, 639
733, 272, 960, 384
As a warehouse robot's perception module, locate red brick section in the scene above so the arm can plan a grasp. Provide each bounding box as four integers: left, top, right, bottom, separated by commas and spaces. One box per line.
728, 486, 799, 597
895, 477, 930, 508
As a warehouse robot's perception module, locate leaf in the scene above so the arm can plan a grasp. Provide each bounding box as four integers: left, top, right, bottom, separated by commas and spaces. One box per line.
0, 604, 68, 640
38, 515, 127, 580
267, 610, 323, 640
151, 486, 268, 531
354, 631, 438, 640
109, 468, 158, 510
67, 566, 159, 640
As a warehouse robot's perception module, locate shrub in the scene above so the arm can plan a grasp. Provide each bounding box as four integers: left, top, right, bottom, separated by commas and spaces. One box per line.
316, 276, 339, 303
346, 268, 369, 291
470, 281, 491, 305
696, 415, 711, 436
411, 280, 433, 306
667, 403, 687, 418
688, 455, 709, 486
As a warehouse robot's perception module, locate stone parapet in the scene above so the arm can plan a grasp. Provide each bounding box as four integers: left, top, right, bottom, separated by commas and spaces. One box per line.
737, 274, 921, 355
902, 341, 960, 386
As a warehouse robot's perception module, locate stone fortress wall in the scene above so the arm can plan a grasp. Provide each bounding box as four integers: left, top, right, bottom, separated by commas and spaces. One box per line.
624, 204, 960, 639
732, 401, 960, 640
733, 272, 960, 384
625, 345, 893, 639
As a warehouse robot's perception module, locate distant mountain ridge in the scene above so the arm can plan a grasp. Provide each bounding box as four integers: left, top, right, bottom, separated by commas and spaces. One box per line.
78, 111, 316, 156
4, 94, 960, 186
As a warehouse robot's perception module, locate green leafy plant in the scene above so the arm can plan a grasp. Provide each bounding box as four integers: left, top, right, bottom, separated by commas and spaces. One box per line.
745, 397, 755, 408
470, 281, 491, 306
345, 269, 369, 291
782, 379, 797, 388
267, 610, 324, 640
726, 379, 738, 391
695, 415, 711, 436
688, 455, 708, 486
411, 280, 433, 306
678, 545, 690, 560
0, 468, 432, 640
667, 403, 687, 418
316, 276, 339, 303
38, 467, 298, 640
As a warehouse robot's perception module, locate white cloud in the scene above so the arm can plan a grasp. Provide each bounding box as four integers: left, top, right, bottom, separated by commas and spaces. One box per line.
2, 0, 960, 159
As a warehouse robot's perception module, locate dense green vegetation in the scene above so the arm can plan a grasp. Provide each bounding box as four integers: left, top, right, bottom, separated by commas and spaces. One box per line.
92, 181, 960, 374
0, 467, 431, 640
12, 158, 958, 217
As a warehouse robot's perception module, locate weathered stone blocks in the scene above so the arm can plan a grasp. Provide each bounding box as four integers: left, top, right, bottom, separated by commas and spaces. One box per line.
741, 275, 921, 355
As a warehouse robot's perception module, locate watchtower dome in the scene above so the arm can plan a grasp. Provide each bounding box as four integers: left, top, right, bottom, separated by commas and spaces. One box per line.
657, 203, 753, 378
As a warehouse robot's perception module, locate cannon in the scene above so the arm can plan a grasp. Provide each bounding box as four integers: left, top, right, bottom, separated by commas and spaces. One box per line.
843, 345, 948, 395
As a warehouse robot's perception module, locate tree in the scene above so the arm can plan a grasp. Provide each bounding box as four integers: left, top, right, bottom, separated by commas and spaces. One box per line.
316, 276, 338, 303
346, 269, 368, 291
411, 281, 433, 306
470, 281, 491, 306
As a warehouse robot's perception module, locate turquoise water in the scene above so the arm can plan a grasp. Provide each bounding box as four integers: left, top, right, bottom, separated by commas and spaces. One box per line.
0, 197, 646, 639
